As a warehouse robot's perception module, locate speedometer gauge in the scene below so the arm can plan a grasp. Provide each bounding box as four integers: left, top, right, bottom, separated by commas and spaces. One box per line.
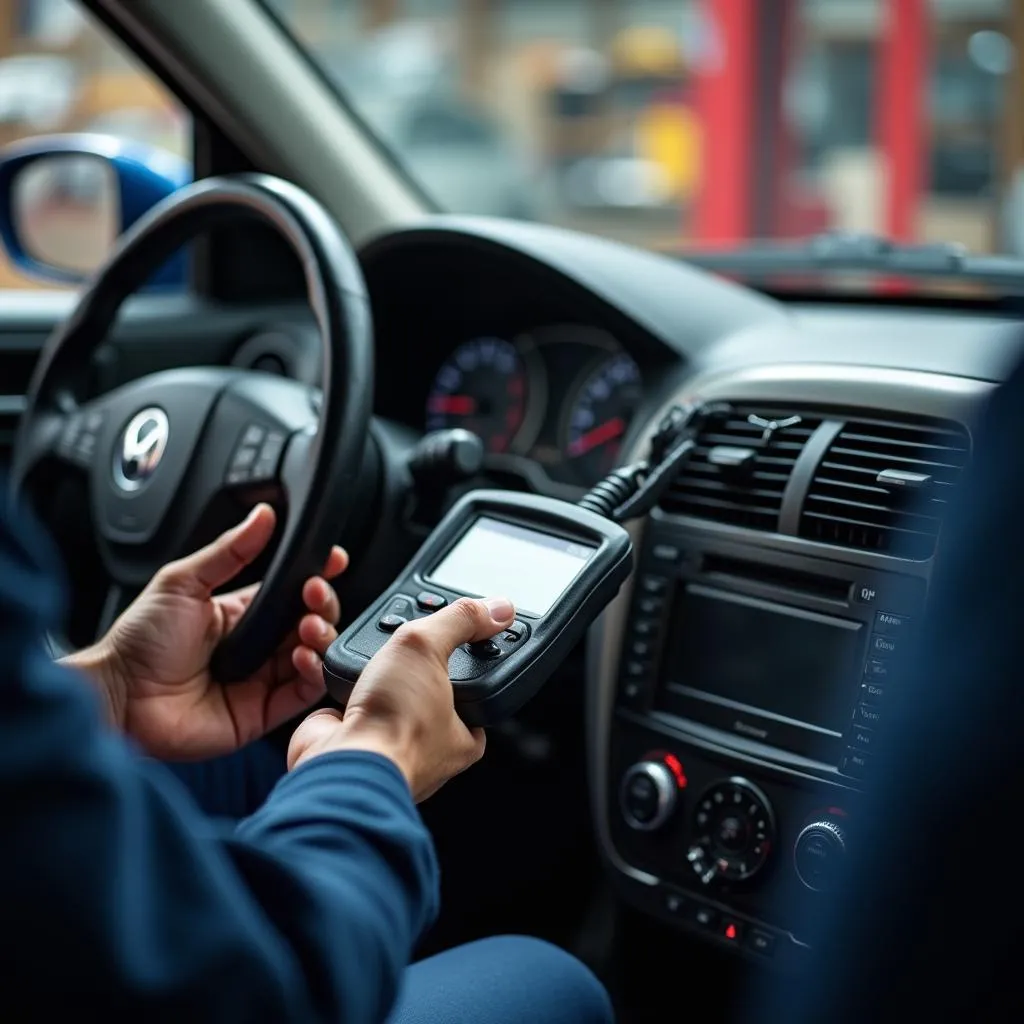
426, 336, 533, 454
562, 353, 643, 484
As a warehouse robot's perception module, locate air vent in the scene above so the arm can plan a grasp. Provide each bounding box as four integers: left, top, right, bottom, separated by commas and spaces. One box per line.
0, 396, 23, 468
659, 405, 821, 530
799, 415, 970, 559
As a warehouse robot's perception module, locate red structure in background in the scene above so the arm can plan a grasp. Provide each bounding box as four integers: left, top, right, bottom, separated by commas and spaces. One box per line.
879, 0, 929, 242
691, 0, 754, 244
693, 0, 929, 245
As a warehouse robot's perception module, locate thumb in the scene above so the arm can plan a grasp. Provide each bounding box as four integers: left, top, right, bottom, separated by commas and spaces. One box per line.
158, 504, 277, 597
406, 596, 515, 656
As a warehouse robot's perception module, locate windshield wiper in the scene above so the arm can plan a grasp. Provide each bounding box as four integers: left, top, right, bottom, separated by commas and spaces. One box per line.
677, 232, 1024, 293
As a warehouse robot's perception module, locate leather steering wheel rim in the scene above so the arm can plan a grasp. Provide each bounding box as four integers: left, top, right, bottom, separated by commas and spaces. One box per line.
10, 173, 373, 682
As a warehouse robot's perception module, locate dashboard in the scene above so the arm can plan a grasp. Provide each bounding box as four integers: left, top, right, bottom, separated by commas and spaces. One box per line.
232, 214, 1024, 970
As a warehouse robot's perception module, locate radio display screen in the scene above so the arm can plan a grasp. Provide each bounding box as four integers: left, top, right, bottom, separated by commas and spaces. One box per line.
659, 584, 864, 734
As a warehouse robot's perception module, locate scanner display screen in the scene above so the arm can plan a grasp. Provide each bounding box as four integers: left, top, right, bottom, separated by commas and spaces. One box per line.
428, 517, 596, 616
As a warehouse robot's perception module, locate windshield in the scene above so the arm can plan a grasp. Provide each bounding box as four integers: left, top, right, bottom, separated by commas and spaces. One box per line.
266, 1, 1017, 261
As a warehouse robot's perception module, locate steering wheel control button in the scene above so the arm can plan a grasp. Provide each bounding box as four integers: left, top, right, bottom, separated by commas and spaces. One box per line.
232, 446, 258, 470
619, 761, 678, 831
688, 778, 776, 885
377, 613, 407, 633
415, 592, 447, 612
251, 431, 286, 482
466, 639, 501, 660
242, 424, 266, 448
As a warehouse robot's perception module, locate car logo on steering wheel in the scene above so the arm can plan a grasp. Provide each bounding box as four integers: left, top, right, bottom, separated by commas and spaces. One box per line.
114, 408, 169, 492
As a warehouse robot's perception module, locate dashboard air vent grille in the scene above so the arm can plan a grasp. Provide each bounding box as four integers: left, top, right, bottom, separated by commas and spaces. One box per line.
659, 405, 821, 530
799, 415, 970, 560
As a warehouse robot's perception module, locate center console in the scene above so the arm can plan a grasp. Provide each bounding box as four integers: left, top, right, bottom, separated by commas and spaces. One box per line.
588, 364, 988, 969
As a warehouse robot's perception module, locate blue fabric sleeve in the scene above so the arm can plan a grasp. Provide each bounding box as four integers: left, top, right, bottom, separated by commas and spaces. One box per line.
0, 490, 439, 1022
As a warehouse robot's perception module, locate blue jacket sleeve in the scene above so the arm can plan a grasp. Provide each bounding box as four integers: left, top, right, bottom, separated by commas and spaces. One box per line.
0, 493, 439, 1023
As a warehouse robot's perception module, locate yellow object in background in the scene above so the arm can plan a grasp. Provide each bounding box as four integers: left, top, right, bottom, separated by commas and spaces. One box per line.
636, 103, 701, 202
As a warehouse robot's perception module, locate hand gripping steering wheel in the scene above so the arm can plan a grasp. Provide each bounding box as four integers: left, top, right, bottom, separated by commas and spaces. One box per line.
9, 174, 373, 682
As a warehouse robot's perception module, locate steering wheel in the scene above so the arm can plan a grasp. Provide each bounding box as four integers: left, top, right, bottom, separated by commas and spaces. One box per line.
8, 174, 373, 682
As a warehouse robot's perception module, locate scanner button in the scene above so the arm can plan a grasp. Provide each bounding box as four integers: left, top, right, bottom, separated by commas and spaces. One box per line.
467, 639, 501, 659
503, 621, 528, 643
416, 592, 447, 612
378, 614, 407, 633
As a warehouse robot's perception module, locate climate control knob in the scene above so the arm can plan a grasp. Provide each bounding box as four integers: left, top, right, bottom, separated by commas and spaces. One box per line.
794, 817, 847, 892
619, 761, 678, 831
687, 778, 776, 886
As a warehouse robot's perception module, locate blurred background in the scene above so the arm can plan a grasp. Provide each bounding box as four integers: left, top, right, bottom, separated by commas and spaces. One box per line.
0, 0, 1021, 286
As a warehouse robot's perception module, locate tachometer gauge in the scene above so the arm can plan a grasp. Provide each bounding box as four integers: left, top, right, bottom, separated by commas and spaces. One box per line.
426, 336, 536, 454
562, 353, 643, 484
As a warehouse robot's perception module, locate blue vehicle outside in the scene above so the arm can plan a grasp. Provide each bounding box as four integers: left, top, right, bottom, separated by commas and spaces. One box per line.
0, 133, 189, 288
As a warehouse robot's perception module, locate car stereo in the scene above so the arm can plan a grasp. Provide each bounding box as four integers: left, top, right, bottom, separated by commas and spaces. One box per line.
618, 525, 926, 779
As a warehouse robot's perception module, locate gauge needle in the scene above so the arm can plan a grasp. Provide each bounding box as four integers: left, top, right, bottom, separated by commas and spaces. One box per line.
569, 416, 626, 457
429, 394, 477, 415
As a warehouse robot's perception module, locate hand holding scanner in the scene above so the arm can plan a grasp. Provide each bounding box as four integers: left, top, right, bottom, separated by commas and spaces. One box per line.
323, 490, 633, 726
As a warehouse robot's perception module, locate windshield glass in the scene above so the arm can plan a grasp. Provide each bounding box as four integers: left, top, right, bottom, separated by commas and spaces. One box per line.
266, 1, 1016, 260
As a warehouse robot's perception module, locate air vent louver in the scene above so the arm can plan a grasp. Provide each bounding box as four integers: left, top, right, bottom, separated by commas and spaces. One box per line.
659, 405, 820, 530
799, 415, 970, 559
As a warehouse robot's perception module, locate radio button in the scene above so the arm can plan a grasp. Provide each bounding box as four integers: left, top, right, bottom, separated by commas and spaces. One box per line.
861, 680, 887, 703
870, 633, 901, 657
853, 702, 882, 728
849, 725, 876, 752
874, 610, 909, 635
840, 746, 871, 779
864, 658, 890, 679
853, 584, 879, 605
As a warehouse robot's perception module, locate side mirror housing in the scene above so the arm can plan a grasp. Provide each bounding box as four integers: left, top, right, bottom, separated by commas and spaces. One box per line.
0, 133, 190, 287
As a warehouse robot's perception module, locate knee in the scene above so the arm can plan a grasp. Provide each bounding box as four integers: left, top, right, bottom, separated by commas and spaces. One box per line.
469, 935, 614, 1024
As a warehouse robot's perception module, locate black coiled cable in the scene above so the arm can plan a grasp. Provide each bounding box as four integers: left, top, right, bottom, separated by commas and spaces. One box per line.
577, 466, 641, 520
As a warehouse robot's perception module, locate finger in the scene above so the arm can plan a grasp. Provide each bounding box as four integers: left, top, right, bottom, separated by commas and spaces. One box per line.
302, 576, 341, 626
322, 546, 349, 580
263, 668, 327, 738
158, 504, 276, 597
393, 596, 515, 657
298, 612, 338, 655
292, 645, 327, 691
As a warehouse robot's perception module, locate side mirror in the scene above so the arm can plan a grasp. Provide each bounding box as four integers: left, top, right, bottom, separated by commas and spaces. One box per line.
0, 134, 190, 287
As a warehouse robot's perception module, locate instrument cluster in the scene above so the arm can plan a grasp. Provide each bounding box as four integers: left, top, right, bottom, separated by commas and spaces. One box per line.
424, 325, 644, 489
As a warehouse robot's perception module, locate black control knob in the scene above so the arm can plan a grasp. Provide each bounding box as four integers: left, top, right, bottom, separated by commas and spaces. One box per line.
619, 761, 678, 831
794, 817, 847, 892
687, 777, 776, 886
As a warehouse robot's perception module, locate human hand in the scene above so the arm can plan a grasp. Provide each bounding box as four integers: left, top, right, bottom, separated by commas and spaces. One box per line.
287, 596, 515, 801
69, 504, 347, 760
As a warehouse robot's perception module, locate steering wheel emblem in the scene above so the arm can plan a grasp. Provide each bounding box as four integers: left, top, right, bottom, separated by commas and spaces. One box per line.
114, 408, 170, 492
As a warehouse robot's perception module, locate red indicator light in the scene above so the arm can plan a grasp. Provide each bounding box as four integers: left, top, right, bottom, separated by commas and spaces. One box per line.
725, 924, 737, 940
663, 754, 688, 789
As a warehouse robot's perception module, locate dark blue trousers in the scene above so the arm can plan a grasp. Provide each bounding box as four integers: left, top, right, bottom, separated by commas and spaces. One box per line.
167, 746, 613, 1024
